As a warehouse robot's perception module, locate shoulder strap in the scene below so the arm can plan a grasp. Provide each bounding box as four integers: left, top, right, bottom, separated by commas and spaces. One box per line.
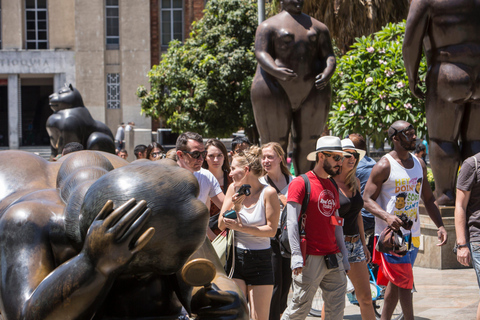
266, 175, 282, 194
299, 174, 311, 233
328, 177, 339, 191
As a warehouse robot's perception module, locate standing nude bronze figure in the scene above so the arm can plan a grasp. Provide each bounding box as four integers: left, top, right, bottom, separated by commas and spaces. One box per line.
0, 150, 247, 320
251, 0, 336, 174
403, 0, 480, 205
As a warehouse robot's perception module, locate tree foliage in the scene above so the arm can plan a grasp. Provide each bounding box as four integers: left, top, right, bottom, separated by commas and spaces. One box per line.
329, 21, 428, 147
269, 0, 409, 53
137, 0, 258, 138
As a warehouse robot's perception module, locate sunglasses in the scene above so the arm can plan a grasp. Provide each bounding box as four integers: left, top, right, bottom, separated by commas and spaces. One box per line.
183, 150, 207, 159
390, 124, 415, 139
151, 152, 165, 159
344, 152, 360, 160
322, 152, 344, 162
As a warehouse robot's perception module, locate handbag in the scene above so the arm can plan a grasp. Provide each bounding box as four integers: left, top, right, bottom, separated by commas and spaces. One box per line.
376, 213, 413, 256
212, 229, 235, 278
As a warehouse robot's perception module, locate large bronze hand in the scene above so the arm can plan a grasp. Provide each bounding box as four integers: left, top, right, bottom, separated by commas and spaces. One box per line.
184, 259, 248, 320
409, 80, 425, 99
191, 284, 248, 320
315, 72, 330, 90
83, 198, 155, 276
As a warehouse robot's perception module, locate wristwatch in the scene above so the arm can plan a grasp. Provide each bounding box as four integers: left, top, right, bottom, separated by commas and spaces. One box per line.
453, 243, 469, 254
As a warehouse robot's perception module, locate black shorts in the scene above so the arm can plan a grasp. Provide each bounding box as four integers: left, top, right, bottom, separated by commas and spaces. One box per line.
227, 247, 274, 286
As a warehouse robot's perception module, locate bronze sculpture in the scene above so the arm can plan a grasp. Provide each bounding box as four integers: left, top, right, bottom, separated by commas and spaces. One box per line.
46, 84, 116, 158
403, 0, 480, 205
0, 150, 247, 319
251, 0, 336, 174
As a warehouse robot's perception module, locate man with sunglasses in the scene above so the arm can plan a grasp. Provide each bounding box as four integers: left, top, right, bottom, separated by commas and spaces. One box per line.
363, 120, 447, 320
176, 132, 225, 223
282, 136, 350, 320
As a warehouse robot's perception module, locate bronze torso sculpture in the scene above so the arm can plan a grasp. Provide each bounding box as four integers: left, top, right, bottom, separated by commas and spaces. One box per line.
46, 84, 116, 158
403, 0, 480, 205
0, 150, 247, 319
251, 0, 336, 174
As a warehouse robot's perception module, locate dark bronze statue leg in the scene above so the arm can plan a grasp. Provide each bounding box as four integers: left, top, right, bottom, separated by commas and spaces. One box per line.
460, 103, 480, 159
291, 85, 331, 174
251, 69, 292, 153
425, 92, 464, 205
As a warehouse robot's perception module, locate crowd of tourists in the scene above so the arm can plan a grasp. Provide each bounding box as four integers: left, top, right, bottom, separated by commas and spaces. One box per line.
120, 120, 445, 320
54, 120, 454, 320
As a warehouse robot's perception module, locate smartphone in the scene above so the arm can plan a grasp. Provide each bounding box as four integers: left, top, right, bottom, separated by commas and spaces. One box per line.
237, 184, 251, 196
224, 209, 237, 219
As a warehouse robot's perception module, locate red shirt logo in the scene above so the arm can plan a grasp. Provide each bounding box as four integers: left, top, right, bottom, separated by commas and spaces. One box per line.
317, 189, 336, 217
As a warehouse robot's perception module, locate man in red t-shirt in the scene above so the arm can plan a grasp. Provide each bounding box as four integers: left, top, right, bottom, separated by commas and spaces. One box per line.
281, 136, 350, 320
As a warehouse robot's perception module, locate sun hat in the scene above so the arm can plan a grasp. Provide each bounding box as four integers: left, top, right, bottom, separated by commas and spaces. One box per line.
307, 136, 348, 161
341, 138, 366, 161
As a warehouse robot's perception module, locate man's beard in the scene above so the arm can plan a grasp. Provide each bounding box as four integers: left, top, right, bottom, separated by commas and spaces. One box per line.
400, 138, 416, 151
323, 159, 340, 176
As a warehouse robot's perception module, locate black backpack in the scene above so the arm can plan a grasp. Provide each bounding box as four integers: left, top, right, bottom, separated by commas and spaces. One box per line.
278, 174, 310, 258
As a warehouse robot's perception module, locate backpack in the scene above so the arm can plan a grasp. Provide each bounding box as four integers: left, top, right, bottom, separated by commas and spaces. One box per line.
278, 174, 310, 258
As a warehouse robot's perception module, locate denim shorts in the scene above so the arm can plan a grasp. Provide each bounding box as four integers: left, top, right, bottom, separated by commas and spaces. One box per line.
227, 247, 274, 286
345, 236, 366, 263
470, 242, 480, 291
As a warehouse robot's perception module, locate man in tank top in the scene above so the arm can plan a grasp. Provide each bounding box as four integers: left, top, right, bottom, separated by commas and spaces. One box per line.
363, 120, 447, 320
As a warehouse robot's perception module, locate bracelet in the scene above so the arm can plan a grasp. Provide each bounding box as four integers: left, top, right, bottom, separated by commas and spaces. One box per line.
454, 243, 469, 250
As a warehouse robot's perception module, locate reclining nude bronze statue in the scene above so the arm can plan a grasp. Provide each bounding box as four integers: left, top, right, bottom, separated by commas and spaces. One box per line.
0, 150, 247, 319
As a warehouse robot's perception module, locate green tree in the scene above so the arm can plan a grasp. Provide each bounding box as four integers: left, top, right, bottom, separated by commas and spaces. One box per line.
329, 21, 428, 147
137, 0, 258, 139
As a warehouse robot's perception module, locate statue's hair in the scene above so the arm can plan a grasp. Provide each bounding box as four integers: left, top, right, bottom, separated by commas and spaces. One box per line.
58, 152, 114, 248
57, 151, 113, 203
64, 161, 207, 255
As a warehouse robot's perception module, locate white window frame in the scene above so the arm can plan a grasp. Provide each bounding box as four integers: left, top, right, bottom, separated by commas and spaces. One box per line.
107, 73, 121, 109
161, 0, 184, 47
105, 0, 119, 49
25, 0, 48, 50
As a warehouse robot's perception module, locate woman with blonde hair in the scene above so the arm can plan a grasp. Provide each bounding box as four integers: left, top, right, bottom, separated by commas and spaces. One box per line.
260, 142, 293, 320
332, 138, 375, 319
219, 146, 280, 320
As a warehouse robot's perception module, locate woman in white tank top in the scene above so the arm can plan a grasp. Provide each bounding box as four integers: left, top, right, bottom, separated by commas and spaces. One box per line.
218, 146, 280, 320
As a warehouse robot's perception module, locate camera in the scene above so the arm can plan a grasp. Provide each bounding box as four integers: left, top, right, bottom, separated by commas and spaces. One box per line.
237, 184, 251, 196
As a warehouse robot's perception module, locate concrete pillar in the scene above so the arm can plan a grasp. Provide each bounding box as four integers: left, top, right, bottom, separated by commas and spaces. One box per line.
125, 127, 135, 162
54, 73, 67, 92
8, 75, 20, 149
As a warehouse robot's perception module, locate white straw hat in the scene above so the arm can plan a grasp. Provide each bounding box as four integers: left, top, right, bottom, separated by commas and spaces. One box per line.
341, 138, 366, 161
307, 136, 348, 161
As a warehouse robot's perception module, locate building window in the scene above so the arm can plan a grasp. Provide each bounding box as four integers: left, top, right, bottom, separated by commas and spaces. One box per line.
106, 0, 119, 49
107, 73, 120, 109
25, 0, 48, 49
161, 0, 183, 47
